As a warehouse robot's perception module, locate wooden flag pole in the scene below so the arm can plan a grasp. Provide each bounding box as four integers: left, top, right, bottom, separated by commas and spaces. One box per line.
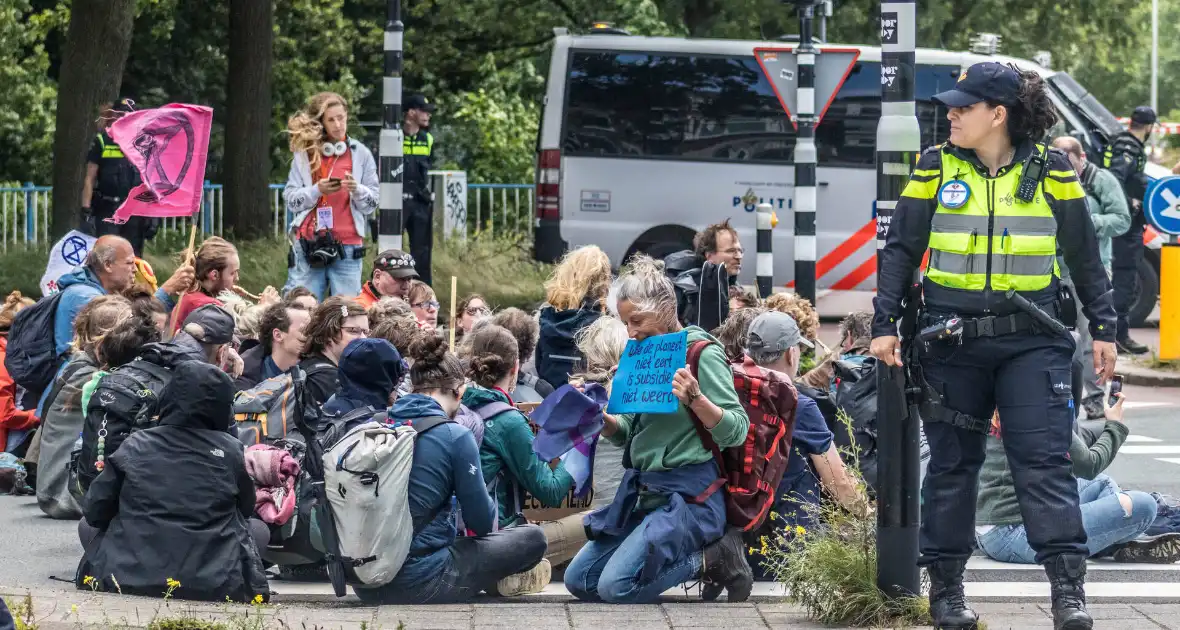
185, 219, 199, 266
449, 276, 458, 351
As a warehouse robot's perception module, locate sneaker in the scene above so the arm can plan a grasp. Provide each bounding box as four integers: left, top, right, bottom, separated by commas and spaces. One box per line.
1110, 533, 1180, 564
493, 558, 552, 596
1145, 495, 1180, 537
1116, 336, 1150, 355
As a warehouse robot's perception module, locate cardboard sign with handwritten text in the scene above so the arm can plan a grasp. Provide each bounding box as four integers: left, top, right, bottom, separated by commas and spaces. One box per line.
606, 330, 687, 415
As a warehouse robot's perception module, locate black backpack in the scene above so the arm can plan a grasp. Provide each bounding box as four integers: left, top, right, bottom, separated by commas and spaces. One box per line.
3, 291, 67, 404
830, 357, 880, 493
69, 359, 173, 500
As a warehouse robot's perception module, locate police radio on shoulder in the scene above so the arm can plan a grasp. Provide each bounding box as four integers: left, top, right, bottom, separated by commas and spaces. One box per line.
1015, 143, 1049, 203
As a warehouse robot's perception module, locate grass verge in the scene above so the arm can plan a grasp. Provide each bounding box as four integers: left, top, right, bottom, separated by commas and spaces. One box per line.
1135, 350, 1180, 372
0, 229, 551, 312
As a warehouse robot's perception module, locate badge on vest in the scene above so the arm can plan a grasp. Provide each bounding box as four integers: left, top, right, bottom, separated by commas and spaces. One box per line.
938, 180, 971, 209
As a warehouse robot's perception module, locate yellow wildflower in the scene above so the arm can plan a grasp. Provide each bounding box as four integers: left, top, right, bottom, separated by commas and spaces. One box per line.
165, 577, 181, 590
252, 594, 264, 605
70, 604, 79, 616
758, 535, 769, 555
769, 511, 779, 521
794, 525, 807, 536
82, 576, 95, 586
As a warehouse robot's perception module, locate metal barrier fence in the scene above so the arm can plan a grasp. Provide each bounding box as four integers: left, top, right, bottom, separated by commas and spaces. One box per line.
0, 180, 534, 246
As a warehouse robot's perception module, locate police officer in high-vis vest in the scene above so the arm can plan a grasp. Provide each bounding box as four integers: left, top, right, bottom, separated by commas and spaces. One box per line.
81, 98, 157, 255
872, 63, 1117, 630
402, 93, 436, 285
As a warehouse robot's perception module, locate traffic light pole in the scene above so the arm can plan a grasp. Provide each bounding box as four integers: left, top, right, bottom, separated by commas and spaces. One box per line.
875, 0, 922, 599
792, 3, 818, 306
377, 0, 404, 251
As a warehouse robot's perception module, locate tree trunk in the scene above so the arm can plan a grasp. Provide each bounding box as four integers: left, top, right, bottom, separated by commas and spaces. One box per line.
224, 0, 275, 239
50, 0, 136, 240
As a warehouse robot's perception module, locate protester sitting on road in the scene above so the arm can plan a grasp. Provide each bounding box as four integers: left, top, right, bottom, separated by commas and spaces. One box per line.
566, 316, 630, 510
714, 306, 767, 363
0, 292, 36, 453
231, 302, 268, 355
235, 302, 311, 390
372, 316, 424, 399
171, 236, 241, 334
283, 286, 318, 311
322, 337, 407, 418
564, 254, 753, 604
77, 361, 270, 603
125, 288, 168, 336
408, 281, 440, 333
283, 91, 379, 300
34, 296, 132, 519
456, 294, 491, 338
976, 395, 1180, 564
764, 293, 821, 372
353, 334, 549, 605
297, 297, 368, 406
729, 287, 760, 312
491, 308, 554, 403
798, 310, 872, 391
367, 296, 413, 328
462, 324, 574, 523
356, 249, 419, 307
537, 246, 611, 388
743, 311, 869, 579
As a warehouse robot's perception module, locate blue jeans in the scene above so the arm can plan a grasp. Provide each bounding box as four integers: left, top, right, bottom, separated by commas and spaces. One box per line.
283, 242, 363, 301
976, 475, 1158, 564
564, 513, 703, 604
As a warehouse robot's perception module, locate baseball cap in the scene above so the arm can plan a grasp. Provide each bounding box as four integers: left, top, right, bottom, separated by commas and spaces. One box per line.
112, 98, 136, 114
373, 249, 419, 279
932, 62, 1021, 109
748, 311, 814, 356
405, 93, 436, 113
1131, 106, 1158, 126
180, 304, 237, 346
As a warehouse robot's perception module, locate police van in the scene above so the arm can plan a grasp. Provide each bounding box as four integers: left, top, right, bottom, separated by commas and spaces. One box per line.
532, 29, 1165, 324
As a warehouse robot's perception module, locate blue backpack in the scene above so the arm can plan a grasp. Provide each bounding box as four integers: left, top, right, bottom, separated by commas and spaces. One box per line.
3, 291, 66, 404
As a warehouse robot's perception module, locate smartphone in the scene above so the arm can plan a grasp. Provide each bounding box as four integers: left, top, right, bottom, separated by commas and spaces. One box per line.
1108, 374, 1124, 406
328, 177, 342, 185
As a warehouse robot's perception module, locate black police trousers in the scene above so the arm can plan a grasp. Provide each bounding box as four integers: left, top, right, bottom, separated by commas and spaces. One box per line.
918, 321, 1086, 566
1111, 213, 1145, 339
404, 200, 433, 286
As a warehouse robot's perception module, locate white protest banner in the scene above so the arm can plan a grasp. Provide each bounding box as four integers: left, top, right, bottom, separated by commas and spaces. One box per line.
41, 230, 96, 296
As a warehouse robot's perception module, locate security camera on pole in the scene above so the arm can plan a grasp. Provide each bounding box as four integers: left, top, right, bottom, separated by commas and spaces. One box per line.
874, 0, 922, 600
377, 0, 404, 251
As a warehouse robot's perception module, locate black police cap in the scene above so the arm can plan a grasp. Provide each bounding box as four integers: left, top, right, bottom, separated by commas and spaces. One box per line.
932, 62, 1021, 109
1131, 106, 1158, 125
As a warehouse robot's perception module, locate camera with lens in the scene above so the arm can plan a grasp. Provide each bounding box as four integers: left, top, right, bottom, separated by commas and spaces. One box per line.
301, 230, 343, 268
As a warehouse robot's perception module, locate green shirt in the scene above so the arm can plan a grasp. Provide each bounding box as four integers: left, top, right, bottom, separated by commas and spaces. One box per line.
608, 326, 750, 472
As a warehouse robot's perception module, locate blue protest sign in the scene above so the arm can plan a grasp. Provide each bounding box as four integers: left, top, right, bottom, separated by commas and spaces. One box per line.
606, 330, 688, 415
1145, 175, 1180, 236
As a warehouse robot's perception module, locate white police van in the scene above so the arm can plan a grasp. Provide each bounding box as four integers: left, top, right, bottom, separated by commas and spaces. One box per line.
532, 29, 1164, 323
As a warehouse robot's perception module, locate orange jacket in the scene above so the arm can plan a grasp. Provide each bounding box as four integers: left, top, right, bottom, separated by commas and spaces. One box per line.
0, 336, 39, 451
355, 282, 380, 309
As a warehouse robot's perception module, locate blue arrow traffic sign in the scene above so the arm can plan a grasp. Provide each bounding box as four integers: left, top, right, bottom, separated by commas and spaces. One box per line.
1145, 175, 1180, 236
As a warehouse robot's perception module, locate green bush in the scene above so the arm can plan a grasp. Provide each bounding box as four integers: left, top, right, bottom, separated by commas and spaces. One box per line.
0, 229, 552, 313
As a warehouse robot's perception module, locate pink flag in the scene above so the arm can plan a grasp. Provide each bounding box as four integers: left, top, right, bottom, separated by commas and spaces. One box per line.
106, 103, 213, 224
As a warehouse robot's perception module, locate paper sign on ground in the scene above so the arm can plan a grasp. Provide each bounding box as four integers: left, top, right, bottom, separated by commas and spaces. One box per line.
606, 330, 688, 415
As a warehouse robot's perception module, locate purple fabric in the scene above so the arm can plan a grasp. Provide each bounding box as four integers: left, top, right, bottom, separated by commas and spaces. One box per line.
531, 384, 608, 496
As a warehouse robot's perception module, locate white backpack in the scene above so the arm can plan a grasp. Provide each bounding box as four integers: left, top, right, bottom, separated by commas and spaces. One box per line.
320, 416, 452, 587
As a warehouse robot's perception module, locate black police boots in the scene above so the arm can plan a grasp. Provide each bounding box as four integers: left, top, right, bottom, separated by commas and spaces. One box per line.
927, 559, 978, 629
700, 528, 753, 602
1045, 554, 1093, 630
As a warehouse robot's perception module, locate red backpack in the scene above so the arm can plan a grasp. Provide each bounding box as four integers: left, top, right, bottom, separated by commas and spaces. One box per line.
687, 340, 799, 531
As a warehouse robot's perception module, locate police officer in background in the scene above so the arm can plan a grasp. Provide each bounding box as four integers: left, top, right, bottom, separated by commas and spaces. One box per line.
402, 93, 436, 285
81, 98, 157, 255
872, 63, 1117, 630
1105, 106, 1156, 355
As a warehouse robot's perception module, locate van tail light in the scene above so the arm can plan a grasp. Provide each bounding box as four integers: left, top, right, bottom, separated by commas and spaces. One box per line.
536, 149, 561, 220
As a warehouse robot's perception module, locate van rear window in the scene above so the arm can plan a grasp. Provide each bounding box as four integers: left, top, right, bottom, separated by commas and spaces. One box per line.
560, 51, 958, 166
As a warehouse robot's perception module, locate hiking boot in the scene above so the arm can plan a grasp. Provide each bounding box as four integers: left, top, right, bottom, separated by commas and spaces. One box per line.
493, 558, 551, 597
1044, 554, 1092, 630
1110, 533, 1180, 563
1117, 336, 1150, 355
701, 528, 754, 602
926, 559, 978, 629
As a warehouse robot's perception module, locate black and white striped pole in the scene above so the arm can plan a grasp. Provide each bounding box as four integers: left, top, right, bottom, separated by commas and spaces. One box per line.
875, 0, 922, 600
756, 203, 774, 299
792, 1, 819, 306
377, 0, 404, 251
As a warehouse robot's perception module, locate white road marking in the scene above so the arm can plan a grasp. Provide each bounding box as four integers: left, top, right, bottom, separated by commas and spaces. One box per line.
1119, 446, 1180, 454
1125, 435, 1164, 443
1156, 458, 1180, 465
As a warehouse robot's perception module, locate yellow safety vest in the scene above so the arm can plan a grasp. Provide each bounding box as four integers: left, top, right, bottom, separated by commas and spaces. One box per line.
98, 133, 124, 159
404, 132, 433, 156
902, 145, 1084, 293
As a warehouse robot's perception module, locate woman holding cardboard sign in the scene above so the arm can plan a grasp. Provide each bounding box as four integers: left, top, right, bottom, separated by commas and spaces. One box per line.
563, 255, 752, 605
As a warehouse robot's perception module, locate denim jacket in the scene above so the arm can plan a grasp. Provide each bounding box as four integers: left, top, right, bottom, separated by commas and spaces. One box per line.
283, 138, 379, 238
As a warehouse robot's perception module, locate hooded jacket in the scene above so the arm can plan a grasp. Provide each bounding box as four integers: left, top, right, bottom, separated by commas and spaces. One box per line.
355, 394, 494, 601
462, 385, 574, 527
536, 301, 603, 388
322, 338, 405, 417
53, 266, 175, 358
78, 362, 269, 603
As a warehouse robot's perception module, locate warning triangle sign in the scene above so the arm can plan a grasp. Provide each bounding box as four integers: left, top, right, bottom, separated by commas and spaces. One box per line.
753, 47, 861, 128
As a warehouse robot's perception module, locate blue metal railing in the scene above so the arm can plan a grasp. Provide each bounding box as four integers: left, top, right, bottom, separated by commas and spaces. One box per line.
0, 180, 533, 246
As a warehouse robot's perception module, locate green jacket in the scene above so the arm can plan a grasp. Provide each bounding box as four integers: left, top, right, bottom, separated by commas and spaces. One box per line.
608, 327, 750, 472
462, 385, 574, 527
976, 419, 1129, 526
1060, 163, 1130, 275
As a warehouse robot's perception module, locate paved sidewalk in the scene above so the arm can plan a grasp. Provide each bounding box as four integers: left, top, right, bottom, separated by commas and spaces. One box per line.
5, 590, 1180, 630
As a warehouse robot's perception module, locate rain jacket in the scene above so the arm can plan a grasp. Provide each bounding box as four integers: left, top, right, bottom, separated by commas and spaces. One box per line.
536, 301, 603, 388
